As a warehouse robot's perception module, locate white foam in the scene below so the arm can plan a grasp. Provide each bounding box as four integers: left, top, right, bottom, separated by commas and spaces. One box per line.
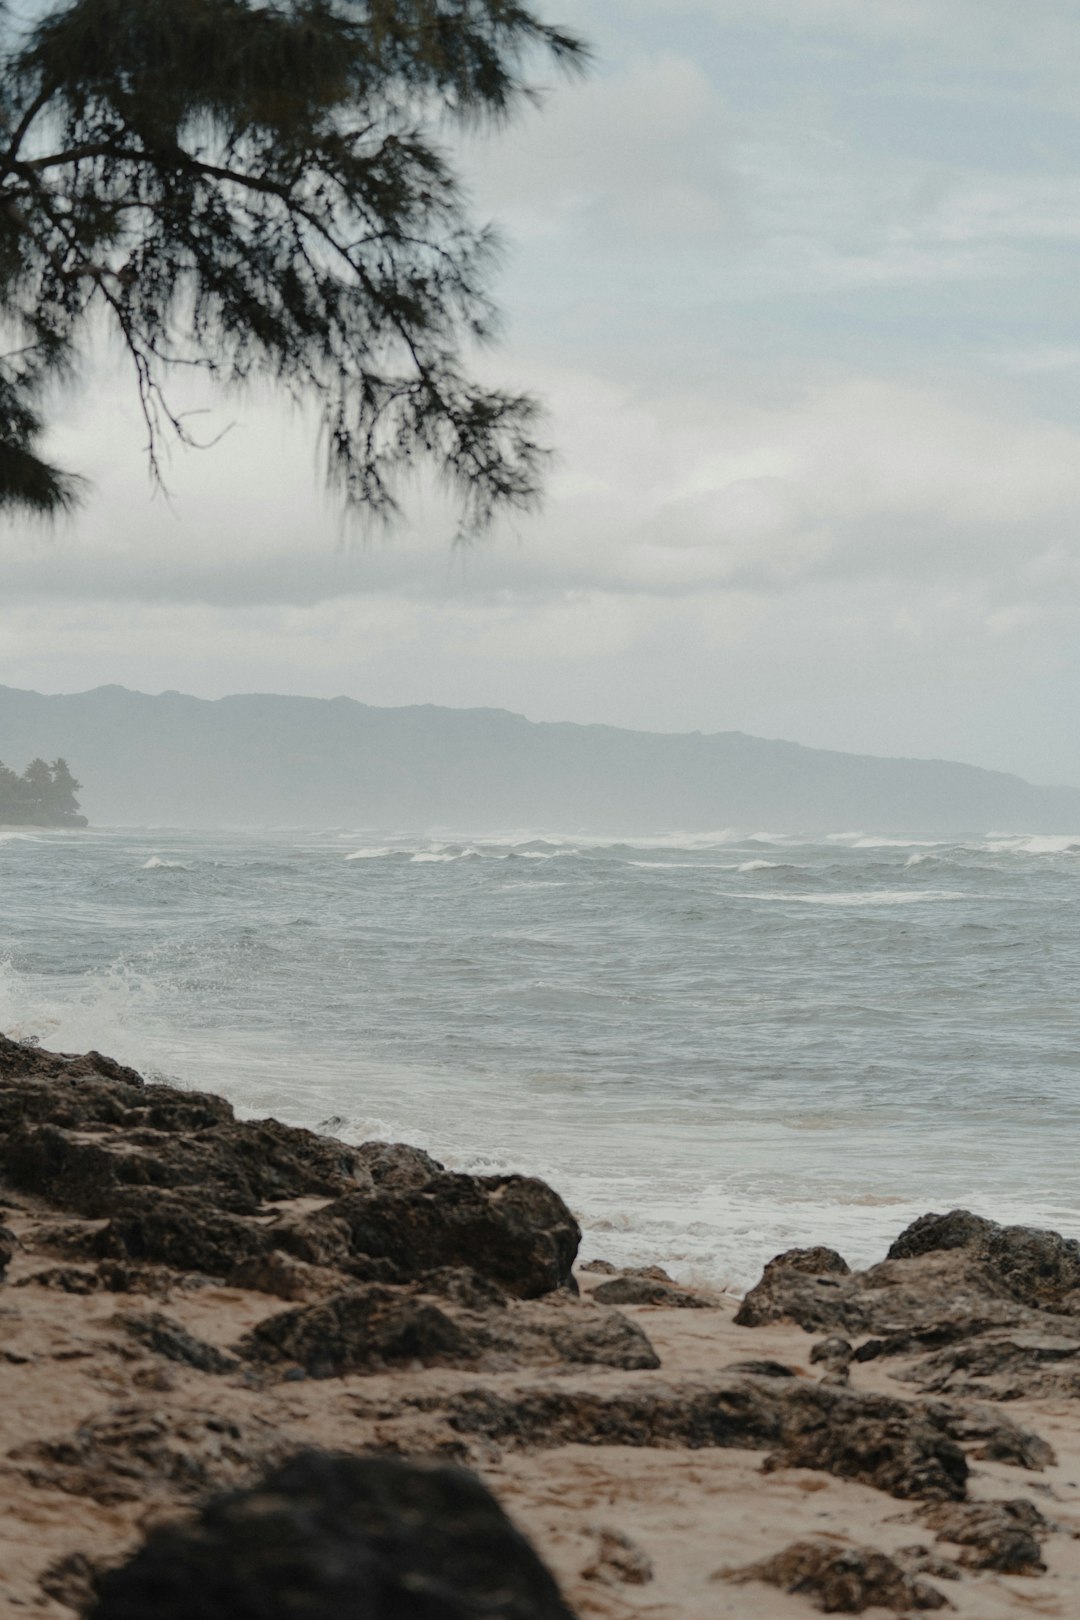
738, 889, 966, 906
739, 859, 781, 872
141, 857, 191, 870
344, 847, 394, 861
825, 832, 943, 849
627, 859, 739, 870
501, 880, 568, 890
986, 834, 1080, 855
0, 956, 161, 1058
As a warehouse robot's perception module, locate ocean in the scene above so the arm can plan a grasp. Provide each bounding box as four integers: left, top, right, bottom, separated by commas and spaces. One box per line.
2, 823, 1079, 1288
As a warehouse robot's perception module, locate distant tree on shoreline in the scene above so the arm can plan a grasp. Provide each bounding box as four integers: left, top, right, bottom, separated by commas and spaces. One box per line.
0, 756, 87, 826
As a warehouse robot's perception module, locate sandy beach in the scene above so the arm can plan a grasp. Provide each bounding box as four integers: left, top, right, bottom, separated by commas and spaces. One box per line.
4, 1033, 1080, 1617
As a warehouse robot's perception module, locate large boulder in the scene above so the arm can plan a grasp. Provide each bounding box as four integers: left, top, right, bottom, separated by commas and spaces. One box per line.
238, 1283, 659, 1378
736, 1221, 1080, 1359
88, 1450, 575, 1620
888, 1209, 1080, 1312
325, 1173, 580, 1299
887, 1209, 998, 1261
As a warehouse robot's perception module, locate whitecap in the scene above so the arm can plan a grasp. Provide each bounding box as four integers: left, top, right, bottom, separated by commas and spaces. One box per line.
739, 889, 966, 906
141, 857, 192, 870
409, 848, 479, 863
739, 859, 781, 872
825, 832, 943, 849
627, 859, 739, 870
985, 834, 1080, 855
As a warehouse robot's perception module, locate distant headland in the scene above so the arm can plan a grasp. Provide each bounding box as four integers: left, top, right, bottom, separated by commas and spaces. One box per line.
0, 682, 1077, 835
0, 755, 87, 828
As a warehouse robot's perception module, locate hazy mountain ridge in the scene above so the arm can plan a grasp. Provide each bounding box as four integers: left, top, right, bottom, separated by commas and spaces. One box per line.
0, 683, 1077, 834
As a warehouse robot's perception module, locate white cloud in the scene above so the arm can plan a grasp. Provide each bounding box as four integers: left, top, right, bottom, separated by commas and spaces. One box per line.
464, 50, 744, 246
11, 359, 1080, 626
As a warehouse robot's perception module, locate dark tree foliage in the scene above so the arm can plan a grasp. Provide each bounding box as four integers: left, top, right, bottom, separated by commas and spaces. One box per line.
0, 1, 586, 527
0, 755, 87, 824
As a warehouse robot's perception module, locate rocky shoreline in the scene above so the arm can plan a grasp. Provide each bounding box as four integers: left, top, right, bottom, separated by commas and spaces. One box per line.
3, 1034, 1080, 1616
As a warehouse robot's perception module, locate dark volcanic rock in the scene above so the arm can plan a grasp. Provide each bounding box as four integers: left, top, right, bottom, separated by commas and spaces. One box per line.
414, 1266, 508, 1312
591, 1276, 717, 1308
769, 1246, 851, 1276
354, 1140, 444, 1189
327, 1172, 580, 1298
114, 1310, 239, 1374
228, 1249, 343, 1303
810, 1336, 854, 1386
722, 1539, 949, 1612
930, 1400, 1053, 1470
15, 1258, 193, 1302
737, 1212, 1080, 1371
239, 1288, 476, 1378
900, 1331, 1080, 1400
271, 1207, 355, 1269
887, 1209, 1080, 1314
1, 1113, 371, 1217
524, 1301, 659, 1370
240, 1284, 659, 1378
734, 1248, 855, 1330
723, 1359, 799, 1378
14, 1263, 103, 1295
0, 1040, 581, 1303
0, 1036, 372, 1221
446, 1378, 972, 1500
762, 1405, 969, 1503
888, 1210, 999, 1261
89, 1449, 575, 1620
982, 1223, 1080, 1312
922, 1498, 1051, 1573
0, 1221, 15, 1271
12, 1404, 285, 1504
94, 1190, 272, 1276
737, 1245, 1060, 1355
0, 1033, 145, 1096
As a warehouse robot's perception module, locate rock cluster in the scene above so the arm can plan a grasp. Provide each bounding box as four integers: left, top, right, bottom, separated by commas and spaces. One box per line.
3, 1034, 1080, 1618
0, 1032, 640, 1386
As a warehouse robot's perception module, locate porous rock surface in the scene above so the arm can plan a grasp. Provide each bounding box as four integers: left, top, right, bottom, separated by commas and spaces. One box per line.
441, 1376, 1054, 1501
735, 1208, 1080, 1376
721, 1539, 950, 1613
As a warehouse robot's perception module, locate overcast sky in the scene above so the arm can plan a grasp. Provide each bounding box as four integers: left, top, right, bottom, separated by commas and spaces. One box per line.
4, 0, 1080, 786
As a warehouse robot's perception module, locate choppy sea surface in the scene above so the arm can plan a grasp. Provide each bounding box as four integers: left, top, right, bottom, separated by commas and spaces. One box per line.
2, 823, 1079, 1288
